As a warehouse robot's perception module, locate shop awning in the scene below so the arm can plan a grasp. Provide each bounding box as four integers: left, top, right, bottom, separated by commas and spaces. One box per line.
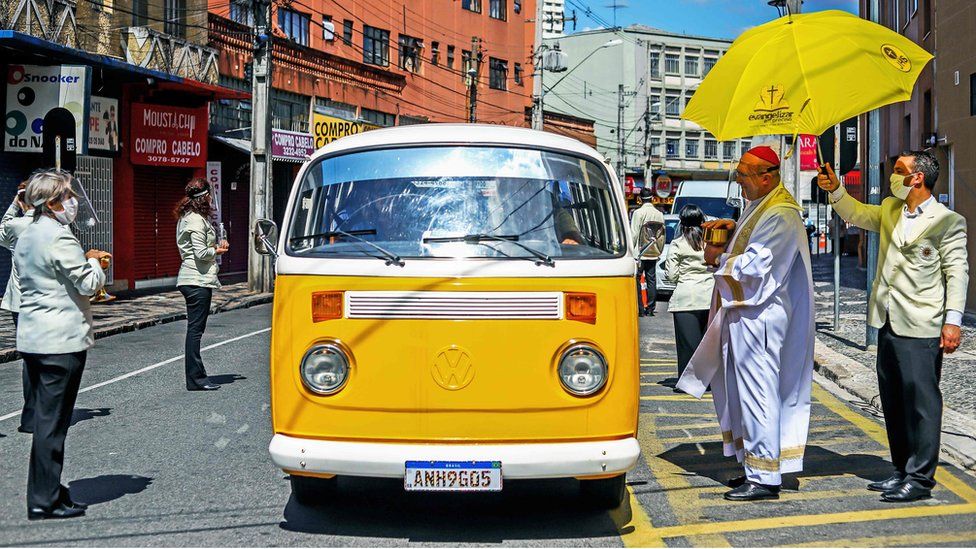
211, 134, 311, 163
0, 30, 250, 100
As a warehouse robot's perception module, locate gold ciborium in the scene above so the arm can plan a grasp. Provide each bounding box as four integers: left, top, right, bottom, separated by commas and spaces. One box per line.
703, 227, 730, 246
91, 255, 116, 303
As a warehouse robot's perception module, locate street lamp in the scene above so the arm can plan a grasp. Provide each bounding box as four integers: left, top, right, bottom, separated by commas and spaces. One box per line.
532, 38, 623, 130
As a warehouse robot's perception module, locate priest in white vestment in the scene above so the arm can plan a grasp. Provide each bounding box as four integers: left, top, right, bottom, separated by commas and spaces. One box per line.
676, 145, 815, 501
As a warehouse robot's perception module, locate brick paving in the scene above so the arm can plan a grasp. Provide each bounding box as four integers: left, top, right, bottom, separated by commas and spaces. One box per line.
0, 281, 272, 364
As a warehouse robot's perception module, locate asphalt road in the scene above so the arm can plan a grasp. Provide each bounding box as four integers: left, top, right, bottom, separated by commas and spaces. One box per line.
1, 303, 975, 546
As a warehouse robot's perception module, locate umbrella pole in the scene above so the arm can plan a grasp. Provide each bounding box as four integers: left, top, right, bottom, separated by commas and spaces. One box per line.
833, 123, 841, 332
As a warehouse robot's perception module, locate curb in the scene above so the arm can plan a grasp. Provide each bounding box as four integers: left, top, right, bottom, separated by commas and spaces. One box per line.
0, 293, 273, 365
814, 335, 976, 474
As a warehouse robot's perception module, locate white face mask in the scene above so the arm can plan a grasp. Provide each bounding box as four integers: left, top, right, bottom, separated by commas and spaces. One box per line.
53, 196, 79, 226
889, 173, 914, 201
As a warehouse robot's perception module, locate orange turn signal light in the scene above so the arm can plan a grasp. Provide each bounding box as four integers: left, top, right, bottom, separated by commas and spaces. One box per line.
565, 292, 597, 324
311, 291, 344, 322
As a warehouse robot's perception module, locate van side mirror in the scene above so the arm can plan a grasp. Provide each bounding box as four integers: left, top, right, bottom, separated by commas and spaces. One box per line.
253, 218, 279, 258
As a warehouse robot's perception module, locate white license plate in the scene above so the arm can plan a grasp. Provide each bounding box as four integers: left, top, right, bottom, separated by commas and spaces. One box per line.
404, 460, 502, 492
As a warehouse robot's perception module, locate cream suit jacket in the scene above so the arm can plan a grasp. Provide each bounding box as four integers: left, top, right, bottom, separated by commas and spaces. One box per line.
830, 188, 968, 338
663, 234, 715, 312
15, 215, 105, 354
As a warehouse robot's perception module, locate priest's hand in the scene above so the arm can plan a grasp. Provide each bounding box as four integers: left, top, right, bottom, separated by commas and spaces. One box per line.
941, 324, 962, 354
817, 163, 841, 192
702, 219, 736, 232
704, 243, 725, 267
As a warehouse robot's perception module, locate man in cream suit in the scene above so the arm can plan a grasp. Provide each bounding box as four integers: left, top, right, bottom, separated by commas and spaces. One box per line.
818, 150, 968, 503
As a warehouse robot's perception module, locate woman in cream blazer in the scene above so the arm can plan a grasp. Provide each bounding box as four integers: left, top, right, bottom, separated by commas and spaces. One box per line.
663, 205, 715, 383
16, 169, 108, 519
175, 178, 228, 391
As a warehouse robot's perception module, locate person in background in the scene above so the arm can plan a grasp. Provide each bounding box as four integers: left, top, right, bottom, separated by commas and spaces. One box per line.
663, 204, 715, 386
631, 187, 665, 316
818, 151, 968, 502
16, 169, 109, 520
175, 178, 229, 392
1, 181, 36, 434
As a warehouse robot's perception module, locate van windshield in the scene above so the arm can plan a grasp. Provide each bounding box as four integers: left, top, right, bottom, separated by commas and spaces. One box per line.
287, 146, 626, 260
672, 197, 737, 220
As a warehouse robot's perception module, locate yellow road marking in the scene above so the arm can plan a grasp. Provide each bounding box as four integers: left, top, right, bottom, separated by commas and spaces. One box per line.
784, 530, 976, 547
698, 487, 872, 506
641, 371, 675, 376
635, 413, 730, 546
645, 411, 718, 418
646, 502, 976, 540
608, 487, 666, 547
642, 395, 713, 402
658, 444, 888, 473
655, 422, 849, 434
812, 384, 976, 504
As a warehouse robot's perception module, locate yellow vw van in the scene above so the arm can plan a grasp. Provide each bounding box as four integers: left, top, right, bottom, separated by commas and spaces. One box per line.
255, 124, 640, 508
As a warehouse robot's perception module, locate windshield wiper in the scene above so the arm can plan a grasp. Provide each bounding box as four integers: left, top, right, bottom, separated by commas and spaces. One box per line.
423, 233, 555, 267
290, 229, 404, 267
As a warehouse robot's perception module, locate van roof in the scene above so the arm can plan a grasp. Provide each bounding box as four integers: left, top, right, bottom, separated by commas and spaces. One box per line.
675, 180, 729, 198
308, 123, 607, 163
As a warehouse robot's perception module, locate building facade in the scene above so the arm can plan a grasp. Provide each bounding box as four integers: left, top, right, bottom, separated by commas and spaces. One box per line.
859, 0, 976, 311
2, 0, 243, 291
542, 0, 566, 39
542, 26, 746, 205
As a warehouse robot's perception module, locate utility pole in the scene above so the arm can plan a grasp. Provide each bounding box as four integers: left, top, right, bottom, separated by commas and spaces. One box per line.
865, 0, 881, 348
530, 0, 545, 130
617, 84, 625, 186
468, 36, 480, 123
248, 0, 273, 293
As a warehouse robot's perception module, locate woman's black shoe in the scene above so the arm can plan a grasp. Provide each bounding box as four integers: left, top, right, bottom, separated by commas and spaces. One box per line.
28, 504, 85, 520
188, 384, 220, 391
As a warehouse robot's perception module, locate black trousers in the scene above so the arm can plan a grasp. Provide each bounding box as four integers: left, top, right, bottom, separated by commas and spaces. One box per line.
179, 286, 213, 389
636, 259, 657, 313
877, 321, 943, 489
23, 351, 86, 510
11, 312, 36, 432
673, 309, 710, 378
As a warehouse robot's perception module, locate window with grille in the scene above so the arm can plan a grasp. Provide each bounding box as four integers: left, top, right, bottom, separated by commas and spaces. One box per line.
665, 95, 680, 116
514, 0, 521, 13
686, 139, 699, 158
666, 138, 680, 158
685, 56, 699, 77
273, 90, 311, 133
703, 58, 717, 75
463, 0, 482, 13
278, 8, 310, 46
665, 54, 680, 75
704, 140, 718, 159
342, 20, 353, 44
489, 58, 508, 90
490, 0, 507, 20
514, 63, 523, 85
723, 141, 736, 159
361, 108, 395, 127
229, 1, 253, 26
322, 15, 334, 41
399, 34, 423, 73
649, 53, 660, 78
164, 0, 186, 37
132, 0, 149, 26
431, 41, 440, 65
364, 25, 390, 66
447, 45, 456, 68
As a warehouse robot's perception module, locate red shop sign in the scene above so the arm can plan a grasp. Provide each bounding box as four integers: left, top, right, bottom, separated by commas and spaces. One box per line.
130, 102, 208, 167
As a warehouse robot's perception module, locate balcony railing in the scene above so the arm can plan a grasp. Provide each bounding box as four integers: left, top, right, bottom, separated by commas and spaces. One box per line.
2, 0, 77, 48
122, 26, 218, 84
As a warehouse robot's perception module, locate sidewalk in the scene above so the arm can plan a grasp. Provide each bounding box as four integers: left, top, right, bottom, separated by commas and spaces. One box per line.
812, 252, 976, 472
0, 282, 273, 364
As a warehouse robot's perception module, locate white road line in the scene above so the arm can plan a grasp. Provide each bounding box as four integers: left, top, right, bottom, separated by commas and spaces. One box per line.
0, 327, 270, 424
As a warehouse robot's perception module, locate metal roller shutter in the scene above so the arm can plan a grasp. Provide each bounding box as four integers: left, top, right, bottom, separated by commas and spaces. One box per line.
133, 167, 193, 282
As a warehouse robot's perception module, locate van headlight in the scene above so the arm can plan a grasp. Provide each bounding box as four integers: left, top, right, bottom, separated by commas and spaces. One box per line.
558, 344, 608, 396
300, 343, 349, 395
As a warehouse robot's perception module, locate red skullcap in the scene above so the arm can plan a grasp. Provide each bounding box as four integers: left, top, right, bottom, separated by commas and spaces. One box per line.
744, 145, 780, 167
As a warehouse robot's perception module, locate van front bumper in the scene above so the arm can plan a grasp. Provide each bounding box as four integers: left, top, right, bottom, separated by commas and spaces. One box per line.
270, 434, 640, 479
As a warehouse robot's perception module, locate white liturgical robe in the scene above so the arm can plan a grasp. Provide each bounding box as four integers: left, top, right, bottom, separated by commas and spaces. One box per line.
677, 184, 815, 485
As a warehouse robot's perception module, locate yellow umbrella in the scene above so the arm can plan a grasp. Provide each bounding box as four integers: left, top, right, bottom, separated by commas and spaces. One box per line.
682, 10, 932, 142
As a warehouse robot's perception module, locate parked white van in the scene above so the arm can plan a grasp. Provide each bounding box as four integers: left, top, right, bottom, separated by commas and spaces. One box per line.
670, 180, 742, 221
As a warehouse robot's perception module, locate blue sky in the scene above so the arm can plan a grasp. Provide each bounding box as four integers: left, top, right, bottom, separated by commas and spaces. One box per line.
571, 0, 859, 41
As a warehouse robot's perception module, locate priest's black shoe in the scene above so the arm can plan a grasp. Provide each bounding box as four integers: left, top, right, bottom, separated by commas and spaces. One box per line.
188, 384, 220, 391
724, 481, 780, 501
867, 475, 904, 493
27, 504, 85, 521
727, 475, 747, 488
881, 482, 931, 503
